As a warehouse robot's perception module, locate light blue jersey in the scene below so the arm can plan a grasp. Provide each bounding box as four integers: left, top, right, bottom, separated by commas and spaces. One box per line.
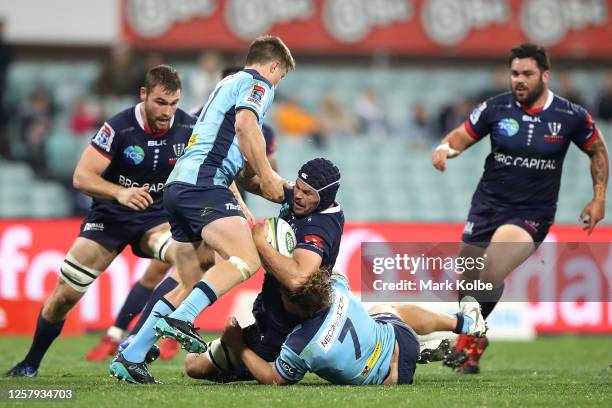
166, 69, 274, 188
275, 276, 396, 385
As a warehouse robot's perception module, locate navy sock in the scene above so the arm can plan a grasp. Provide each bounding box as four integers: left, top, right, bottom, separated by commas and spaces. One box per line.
458, 284, 505, 320
130, 277, 178, 335
114, 282, 153, 331
453, 312, 465, 334
23, 310, 65, 369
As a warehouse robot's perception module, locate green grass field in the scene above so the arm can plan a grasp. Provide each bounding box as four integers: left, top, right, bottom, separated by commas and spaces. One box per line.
1, 335, 610, 407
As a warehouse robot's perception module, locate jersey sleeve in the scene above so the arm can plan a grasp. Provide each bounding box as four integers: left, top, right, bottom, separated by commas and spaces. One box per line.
464, 100, 491, 140
295, 222, 331, 260
571, 107, 599, 150
235, 77, 272, 121
275, 341, 308, 383
90, 121, 119, 159
262, 124, 276, 156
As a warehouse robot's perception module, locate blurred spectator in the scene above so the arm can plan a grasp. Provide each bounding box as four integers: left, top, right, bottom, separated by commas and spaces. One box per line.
92, 45, 142, 98
556, 71, 585, 107
401, 102, 434, 147
275, 94, 325, 148
189, 51, 222, 104
476, 66, 508, 101
355, 88, 387, 138
595, 71, 612, 123
0, 18, 14, 159
437, 98, 471, 136
18, 88, 55, 175
70, 96, 101, 136
318, 92, 355, 139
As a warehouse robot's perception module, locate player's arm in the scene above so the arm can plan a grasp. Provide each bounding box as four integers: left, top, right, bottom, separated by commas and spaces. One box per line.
235, 109, 284, 202
431, 123, 478, 172
235, 161, 263, 196
252, 223, 322, 292
221, 317, 290, 385
73, 146, 153, 210
579, 131, 609, 234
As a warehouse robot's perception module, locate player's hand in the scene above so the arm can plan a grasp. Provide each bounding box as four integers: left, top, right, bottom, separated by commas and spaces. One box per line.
260, 173, 285, 203
221, 316, 244, 349
251, 223, 269, 247
432, 143, 460, 172
580, 199, 605, 235
116, 186, 154, 210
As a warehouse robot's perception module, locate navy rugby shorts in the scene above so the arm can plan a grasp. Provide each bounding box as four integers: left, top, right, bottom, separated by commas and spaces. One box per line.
163, 182, 244, 242
78, 208, 167, 258
461, 202, 554, 246
371, 313, 420, 385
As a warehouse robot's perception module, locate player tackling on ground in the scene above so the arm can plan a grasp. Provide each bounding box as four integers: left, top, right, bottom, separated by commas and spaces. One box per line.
431, 43, 609, 373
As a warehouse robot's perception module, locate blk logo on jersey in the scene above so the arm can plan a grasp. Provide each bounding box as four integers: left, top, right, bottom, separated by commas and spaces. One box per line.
497, 118, 519, 137
92, 122, 115, 152
246, 84, 266, 107
123, 145, 145, 165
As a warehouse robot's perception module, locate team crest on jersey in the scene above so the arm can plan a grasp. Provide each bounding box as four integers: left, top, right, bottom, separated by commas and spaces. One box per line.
123, 145, 145, 165
544, 122, 564, 143
497, 118, 519, 137
169, 143, 186, 165
246, 84, 266, 107
92, 122, 115, 152
470, 102, 487, 125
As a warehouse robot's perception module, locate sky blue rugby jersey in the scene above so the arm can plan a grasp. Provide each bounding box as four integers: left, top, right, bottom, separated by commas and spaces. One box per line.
464, 91, 599, 210
166, 69, 274, 188
275, 275, 396, 385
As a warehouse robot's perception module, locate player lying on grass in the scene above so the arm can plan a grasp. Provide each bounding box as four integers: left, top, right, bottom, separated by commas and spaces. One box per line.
220, 271, 487, 385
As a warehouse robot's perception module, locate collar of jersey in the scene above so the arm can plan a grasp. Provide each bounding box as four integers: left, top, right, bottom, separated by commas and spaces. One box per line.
242, 69, 273, 88
134, 102, 175, 137
516, 90, 555, 115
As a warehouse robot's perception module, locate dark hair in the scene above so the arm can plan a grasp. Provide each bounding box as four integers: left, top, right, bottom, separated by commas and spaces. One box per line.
509, 43, 550, 72
144, 64, 182, 93
281, 268, 332, 318
245, 35, 296, 72
222, 65, 244, 78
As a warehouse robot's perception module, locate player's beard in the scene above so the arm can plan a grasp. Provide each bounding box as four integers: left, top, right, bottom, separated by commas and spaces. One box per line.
512, 75, 546, 107
146, 110, 171, 133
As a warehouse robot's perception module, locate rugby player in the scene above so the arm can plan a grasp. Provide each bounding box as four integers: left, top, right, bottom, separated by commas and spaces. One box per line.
110, 35, 295, 384
4, 65, 210, 377
220, 272, 486, 385
431, 43, 609, 373
183, 158, 344, 382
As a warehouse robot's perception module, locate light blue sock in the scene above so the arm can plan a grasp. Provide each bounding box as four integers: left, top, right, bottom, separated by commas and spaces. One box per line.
169, 280, 218, 323
122, 299, 173, 363
462, 315, 474, 333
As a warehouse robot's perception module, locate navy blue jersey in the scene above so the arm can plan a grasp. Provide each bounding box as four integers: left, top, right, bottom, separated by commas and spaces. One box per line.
465, 91, 599, 210
252, 187, 345, 336
90, 104, 195, 216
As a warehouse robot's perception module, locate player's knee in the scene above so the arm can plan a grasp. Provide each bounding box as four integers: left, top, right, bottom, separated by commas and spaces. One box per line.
58, 254, 102, 294
229, 255, 260, 282
184, 353, 212, 379
151, 231, 173, 263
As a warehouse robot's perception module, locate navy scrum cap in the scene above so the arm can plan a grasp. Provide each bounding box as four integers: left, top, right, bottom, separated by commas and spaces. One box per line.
298, 158, 341, 211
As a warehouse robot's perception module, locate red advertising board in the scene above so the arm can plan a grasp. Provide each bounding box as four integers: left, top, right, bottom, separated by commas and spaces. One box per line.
121, 0, 612, 57
0, 219, 610, 335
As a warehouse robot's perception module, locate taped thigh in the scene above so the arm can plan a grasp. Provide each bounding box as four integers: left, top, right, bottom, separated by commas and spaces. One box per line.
59, 253, 103, 293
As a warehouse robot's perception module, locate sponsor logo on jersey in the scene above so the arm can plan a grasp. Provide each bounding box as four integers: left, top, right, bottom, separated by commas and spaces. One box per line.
361, 341, 382, 377
463, 221, 474, 235
470, 102, 487, 124
123, 145, 145, 165
317, 292, 349, 353
497, 118, 519, 137
118, 175, 164, 192
246, 84, 266, 107
278, 358, 296, 376
92, 122, 115, 152
493, 152, 557, 170
304, 235, 324, 250
225, 203, 242, 211
83, 222, 104, 232
148, 139, 167, 146
187, 134, 198, 150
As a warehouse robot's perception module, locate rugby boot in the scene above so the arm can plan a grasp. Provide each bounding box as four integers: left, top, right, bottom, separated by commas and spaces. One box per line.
153, 316, 207, 354
109, 353, 158, 384
4, 361, 38, 377
86, 335, 120, 361
457, 336, 489, 374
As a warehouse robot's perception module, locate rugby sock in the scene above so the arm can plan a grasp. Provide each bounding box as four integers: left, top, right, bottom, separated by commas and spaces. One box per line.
114, 282, 153, 331
122, 298, 174, 363
169, 280, 218, 323
453, 312, 467, 334
129, 277, 178, 335
23, 311, 65, 368
480, 285, 505, 320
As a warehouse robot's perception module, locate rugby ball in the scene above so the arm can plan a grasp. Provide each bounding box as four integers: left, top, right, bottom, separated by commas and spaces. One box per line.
265, 217, 296, 256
